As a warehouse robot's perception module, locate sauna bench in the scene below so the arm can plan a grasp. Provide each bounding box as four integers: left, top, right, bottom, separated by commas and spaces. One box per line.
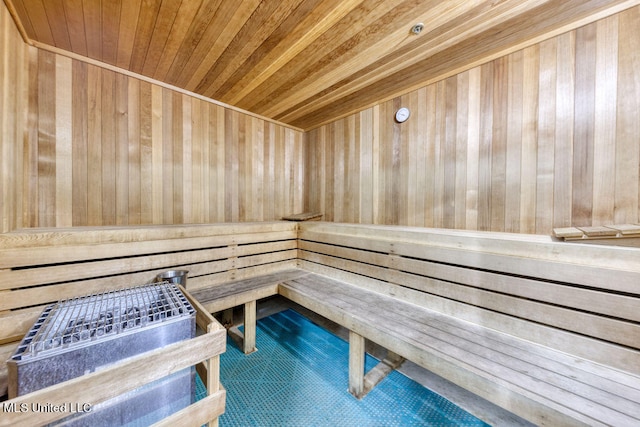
191, 267, 640, 427
190, 221, 640, 427
1, 221, 639, 427
0, 221, 299, 426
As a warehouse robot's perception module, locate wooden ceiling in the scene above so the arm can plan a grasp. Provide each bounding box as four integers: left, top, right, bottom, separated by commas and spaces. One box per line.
5, 0, 637, 130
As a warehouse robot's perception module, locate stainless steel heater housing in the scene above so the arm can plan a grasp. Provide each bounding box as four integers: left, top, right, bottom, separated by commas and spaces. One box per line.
7, 281, 196, 426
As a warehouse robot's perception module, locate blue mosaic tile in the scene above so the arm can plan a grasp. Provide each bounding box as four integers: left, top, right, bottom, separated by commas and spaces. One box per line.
218, 309, 489, 427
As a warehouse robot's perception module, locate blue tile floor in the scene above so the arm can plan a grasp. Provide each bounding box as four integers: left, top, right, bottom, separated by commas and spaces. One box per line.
214, 309, 489, 427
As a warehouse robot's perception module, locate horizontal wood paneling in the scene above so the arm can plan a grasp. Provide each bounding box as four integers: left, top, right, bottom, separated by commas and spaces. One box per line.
305, 7, 640, 235
0, 3, 28, 233
12, 49, 304, 229
297, 221, 640, 372
0, 222, 298, 310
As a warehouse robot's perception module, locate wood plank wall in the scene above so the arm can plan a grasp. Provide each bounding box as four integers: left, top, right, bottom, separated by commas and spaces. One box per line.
305, 6, 640, 235
0, 3, 29, 233
1, 31, 304, 230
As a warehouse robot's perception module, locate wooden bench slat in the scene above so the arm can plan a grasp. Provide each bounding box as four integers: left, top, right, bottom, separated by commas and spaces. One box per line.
299, 228, 640, 294
0, 240, 297, 290
281, 275, 640, 426
609, 224, 640, 235
553, 227, 584, 238
577, 226, 619, 237
1, 259, 307, 311
299, 223, 640, 267
300, 240, 639, 321
0, 230, 297, 269
0, 222, 296, 248
299, 250, 640, 349
299, 275, 640, 403
191, 270, 309, 304
298, 258, 640, 376
282, 212, 323, 221
191, 269, 309, 313
186, 260, 298, 292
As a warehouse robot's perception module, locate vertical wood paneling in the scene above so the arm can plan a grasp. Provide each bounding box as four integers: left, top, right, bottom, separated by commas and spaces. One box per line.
37, 50, 56, 228
422, 86, 436, 228
477, 62, 493, 231
264, 121, 277, 221
55, 55, 73, 227
101, 70, 116, 225
592, 17, 618, 225
139, 81, 153, 224
212, 104, 225, 222
505, 51, 523, 233
127, 78, 141, 225
432, 83, 445, 228
572, 24, 596, 227
1, 5, 27, 232
359, 108, 373, 223
87, 63, 102, 226
553, 32, 575, 230
490, 57, 508, 232
3, 2, 640, 235
465, 68, 481, 231
181, 95, 192, 223
615, 7, 640, 224
520, 46, 539, 235
305, 8, 640, 235
535, 38, 557, 234
115, 74, 129, 226
171, 91, 184, 224
443, 77, 457, 230
25, 47, 39, 228
2, 44, 305, 229
454, 72, 469, 230
189, 97, 202, 223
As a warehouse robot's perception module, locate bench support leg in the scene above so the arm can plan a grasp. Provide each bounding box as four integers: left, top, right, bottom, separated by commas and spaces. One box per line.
348, 331, 365, 398
243, 300, 257, 354
220, 308, 234, 328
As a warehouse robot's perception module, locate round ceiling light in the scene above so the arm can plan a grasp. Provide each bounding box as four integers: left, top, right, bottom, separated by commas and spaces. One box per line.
411, 23, 424, 35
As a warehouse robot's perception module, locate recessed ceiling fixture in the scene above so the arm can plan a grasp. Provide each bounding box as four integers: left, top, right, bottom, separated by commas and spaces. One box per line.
411, 23, 424, 35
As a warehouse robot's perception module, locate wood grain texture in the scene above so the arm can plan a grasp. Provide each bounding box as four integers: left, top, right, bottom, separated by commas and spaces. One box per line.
7, 50, 304, 229
304, 9, 640, 235
297, 222, 640, 368
0, 3, 29, 233
6, 0, 640, 130
2, 2, 640, 236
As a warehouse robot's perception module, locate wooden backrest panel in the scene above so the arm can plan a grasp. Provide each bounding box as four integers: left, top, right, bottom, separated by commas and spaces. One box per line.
2, 220, 638, 375
298, 222, 640, 373
0, 222, 298, 337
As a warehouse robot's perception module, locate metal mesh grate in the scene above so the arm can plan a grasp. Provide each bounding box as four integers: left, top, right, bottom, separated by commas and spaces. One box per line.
16, 282, 194, 360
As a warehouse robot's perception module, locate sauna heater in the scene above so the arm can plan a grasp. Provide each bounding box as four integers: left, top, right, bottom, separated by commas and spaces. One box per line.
7, 282, 196, 426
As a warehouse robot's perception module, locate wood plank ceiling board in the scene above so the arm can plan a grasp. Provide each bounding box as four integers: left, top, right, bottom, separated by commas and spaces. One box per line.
5, 0, 640, 130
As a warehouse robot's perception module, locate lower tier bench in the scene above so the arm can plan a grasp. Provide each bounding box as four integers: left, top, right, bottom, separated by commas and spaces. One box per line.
190, 269, 309, 354
279, 273, 640, 427
191, 269, 640, 427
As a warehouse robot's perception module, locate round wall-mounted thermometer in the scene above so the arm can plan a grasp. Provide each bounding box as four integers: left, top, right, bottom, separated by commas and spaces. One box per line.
395, 107, 410, 123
